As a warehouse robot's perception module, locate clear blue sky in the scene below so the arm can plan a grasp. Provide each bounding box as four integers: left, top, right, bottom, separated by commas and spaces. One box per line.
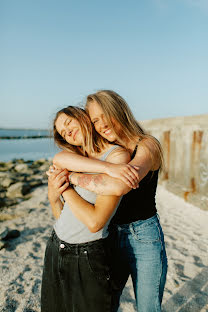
1, 0, 208, 129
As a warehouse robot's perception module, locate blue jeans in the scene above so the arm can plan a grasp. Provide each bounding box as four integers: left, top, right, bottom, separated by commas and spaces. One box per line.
110, 214, 168, 312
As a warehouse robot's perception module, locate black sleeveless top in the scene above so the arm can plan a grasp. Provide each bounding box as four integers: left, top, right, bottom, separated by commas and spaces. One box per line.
111, 145, 158, 225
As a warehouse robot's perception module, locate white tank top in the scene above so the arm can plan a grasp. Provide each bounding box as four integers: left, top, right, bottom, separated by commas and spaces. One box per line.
54, 145, 122, 243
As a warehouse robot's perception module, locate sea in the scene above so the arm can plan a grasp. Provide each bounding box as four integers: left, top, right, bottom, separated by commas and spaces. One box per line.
0, 129, 60, 162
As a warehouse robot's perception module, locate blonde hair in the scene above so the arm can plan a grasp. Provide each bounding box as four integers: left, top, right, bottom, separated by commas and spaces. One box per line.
53, 106, 107, 156
86, 90, 163, 169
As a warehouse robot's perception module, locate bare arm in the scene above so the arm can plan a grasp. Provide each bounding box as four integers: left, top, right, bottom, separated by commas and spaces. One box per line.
62, 189, 121, 232
70, 138, 161, 196
53, 150, 110, 173
53, 149, 139, 187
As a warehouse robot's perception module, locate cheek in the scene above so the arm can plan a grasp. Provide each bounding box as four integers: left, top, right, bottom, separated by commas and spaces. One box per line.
93, 123, 100, 133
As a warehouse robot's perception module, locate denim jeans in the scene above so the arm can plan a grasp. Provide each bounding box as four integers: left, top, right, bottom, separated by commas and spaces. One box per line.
109, 214, 168, 312
41, 230, 114, 312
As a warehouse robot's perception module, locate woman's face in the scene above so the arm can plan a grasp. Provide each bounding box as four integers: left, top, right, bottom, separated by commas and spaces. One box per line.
55, 113, 83, 146
88, 100, 122, 142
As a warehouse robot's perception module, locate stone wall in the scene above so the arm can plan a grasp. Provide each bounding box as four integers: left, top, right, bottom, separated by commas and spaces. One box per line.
141, 114, 208, 210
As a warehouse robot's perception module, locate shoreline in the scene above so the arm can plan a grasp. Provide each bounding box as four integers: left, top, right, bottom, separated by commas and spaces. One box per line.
0, 136, 51, 140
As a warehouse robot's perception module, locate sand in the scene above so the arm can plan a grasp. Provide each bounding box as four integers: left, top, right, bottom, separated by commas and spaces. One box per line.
0, 185, 208, 312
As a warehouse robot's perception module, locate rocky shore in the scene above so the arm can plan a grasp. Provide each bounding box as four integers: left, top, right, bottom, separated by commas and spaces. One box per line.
0, 159, 208, 311
0, 159, 51, 223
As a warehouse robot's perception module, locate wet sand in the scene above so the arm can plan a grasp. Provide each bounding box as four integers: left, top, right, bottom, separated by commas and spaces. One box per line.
0, 185, 208, 312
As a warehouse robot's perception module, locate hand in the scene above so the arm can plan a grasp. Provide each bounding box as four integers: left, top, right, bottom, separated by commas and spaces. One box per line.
48, 169, 70, 203
106, 163, 140, 189
46, 165, 59, 176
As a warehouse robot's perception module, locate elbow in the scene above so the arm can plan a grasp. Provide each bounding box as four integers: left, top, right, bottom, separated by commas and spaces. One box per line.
88, 220, 104, 233
115, 184, 130, 196
53, 153, 61, 167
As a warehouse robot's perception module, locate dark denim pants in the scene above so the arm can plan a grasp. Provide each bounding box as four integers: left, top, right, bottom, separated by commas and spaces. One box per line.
109, 214, 168, 312
41, 230, 114, 312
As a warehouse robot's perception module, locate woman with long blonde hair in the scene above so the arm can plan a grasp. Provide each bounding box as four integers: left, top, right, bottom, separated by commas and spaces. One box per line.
51, 91, 168, 312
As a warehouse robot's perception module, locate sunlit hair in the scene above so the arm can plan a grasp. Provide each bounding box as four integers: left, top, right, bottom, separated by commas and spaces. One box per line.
86, 90, 164, 169
53, 106, 107, 156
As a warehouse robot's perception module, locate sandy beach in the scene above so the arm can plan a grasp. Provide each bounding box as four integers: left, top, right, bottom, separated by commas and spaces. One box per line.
0, 184, 208, 312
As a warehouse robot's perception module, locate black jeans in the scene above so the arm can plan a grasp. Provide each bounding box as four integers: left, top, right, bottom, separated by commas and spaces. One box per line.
41, 230, 114, 312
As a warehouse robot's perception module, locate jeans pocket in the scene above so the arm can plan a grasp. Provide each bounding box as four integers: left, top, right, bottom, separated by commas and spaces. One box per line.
131, 220, 161, 243
85, 250, 111, 282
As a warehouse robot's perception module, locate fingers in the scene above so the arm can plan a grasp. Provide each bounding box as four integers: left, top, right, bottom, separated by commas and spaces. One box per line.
126, 164, 140, 180
120, 175, 138, 189
122, 165, 139, 188
48, 168, 68, 181
59, 181, 70, 193
56, 176, 68, 188
124, 174, 139, 189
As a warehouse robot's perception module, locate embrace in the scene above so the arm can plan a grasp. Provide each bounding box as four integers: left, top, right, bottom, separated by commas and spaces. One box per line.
41, 90, 168, 312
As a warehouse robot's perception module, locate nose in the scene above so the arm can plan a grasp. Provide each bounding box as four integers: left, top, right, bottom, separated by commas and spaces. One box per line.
99, 116, 108, 130
66, 129, 72, 136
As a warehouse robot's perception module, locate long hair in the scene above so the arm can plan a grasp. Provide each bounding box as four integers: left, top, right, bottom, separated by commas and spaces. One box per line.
85, 90, 164, 169
53, 106, 107, 156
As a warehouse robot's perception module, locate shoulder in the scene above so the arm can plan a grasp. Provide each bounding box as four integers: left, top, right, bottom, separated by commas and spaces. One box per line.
135, 137, 161, 171
106, 145, 130, 164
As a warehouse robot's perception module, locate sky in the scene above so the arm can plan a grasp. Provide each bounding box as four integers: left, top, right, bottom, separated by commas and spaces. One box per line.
0, 0, 208, 129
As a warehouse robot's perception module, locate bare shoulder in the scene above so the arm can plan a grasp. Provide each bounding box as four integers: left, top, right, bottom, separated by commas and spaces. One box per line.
106, 146, 131, 164
135, 137, 161, 170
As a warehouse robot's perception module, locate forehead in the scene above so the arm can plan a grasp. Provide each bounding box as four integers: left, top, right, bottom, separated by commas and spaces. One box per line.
88, 100, 104, 118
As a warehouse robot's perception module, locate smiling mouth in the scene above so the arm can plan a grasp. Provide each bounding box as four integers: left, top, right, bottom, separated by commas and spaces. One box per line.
103, 129, 112, 135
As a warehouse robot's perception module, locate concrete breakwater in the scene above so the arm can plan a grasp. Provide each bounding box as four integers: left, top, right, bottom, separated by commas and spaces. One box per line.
141, 114, 208, 210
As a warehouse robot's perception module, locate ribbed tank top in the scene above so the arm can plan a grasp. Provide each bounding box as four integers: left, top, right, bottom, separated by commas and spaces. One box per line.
54, 145, 121, 244
111, 145, 158, 225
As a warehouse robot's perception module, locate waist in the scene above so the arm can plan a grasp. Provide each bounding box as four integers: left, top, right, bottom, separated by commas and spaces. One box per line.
111, 214, 159, 233
52, 229, 109, 255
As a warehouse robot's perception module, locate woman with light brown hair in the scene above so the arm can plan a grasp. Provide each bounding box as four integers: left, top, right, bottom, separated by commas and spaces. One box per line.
52, 91, 168, 312
41, 106, 139, 312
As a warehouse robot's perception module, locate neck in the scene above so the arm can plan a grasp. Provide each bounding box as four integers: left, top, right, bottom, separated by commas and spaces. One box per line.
116, 136, 138, 154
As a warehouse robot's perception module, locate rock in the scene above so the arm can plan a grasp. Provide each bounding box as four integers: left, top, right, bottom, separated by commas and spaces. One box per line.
39, 163, 50, 172
0, 191, 6, 199
1, 229, 21, 241
6, 182, 31, 198
1, 177, 16, 188
0, 198, 6, 208
0, 162, 14, 172
28, 179, 43, 187
0, 167, 8, 172
34, 158, 47, 164
14, 163, 33, 174
13, 159, 25, 164
0, 197, 19, 208
0, 172, 8, 178
0, 241, 7, 250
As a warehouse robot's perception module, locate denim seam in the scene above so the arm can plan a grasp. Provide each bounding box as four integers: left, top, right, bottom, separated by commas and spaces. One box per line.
154, 222, 163, 311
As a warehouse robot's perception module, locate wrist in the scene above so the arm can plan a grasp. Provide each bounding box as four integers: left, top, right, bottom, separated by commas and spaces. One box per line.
48, 194, 61, 205
68, 172, 75, 185
104, 162, 111, 175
